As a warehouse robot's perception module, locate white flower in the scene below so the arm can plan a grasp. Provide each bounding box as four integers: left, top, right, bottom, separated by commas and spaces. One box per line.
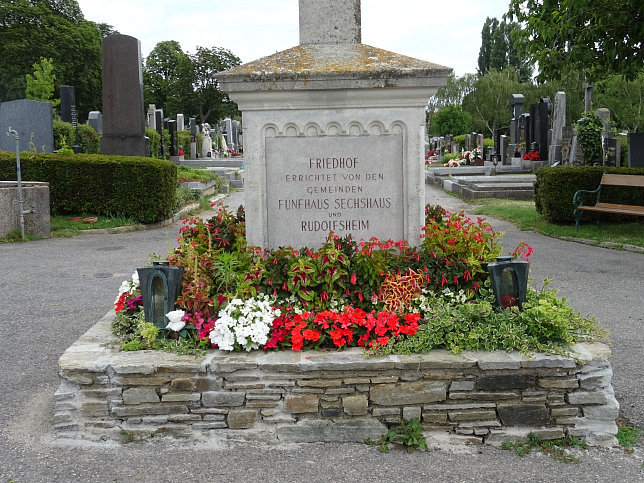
165, 309, 186, 331
209, 294, 278, 351
131, 271, 140, 287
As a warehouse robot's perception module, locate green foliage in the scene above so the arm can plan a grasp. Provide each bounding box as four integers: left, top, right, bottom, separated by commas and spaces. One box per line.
0, 0, 102, 118
146, 128, 162, 159
575, 113, 604, 165
431, 105, 471, 136
381, 281, 605, 356
502, 432, 587, 463
534, 166, 644, 223
506, 0, 643, 82
75, 124, 100, 154
616, 425, 641, 449
53, 120, 75, 151
25, 57, 60, 110
594, 70, 644, 133
0, 151, 177, 223
365, 418, 428, 453
477, 18, 532, 82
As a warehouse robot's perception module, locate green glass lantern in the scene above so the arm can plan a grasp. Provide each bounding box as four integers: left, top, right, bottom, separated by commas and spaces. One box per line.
137, 261, 184, 328
486, 256, 530, 310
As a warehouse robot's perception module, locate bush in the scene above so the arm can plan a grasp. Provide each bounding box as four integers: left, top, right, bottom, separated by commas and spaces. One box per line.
53, 120, 74, 151
0, 151, 177, 223
534, 166, 644, 223
575, 113, 603, 165
76, 124, 100, 154
146, 128, 161, 159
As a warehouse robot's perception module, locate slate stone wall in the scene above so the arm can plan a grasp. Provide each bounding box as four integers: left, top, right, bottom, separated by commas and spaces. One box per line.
56, 311, 618, 446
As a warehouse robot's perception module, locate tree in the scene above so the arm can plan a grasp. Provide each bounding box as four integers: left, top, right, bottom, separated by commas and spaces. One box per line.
594, 70, 644, 132
507, 0, 644, 82
477, 17, 533, 83
427, 73, 477, 132
462, 69, 527, 136
190, 46, 241, 124
25, 57, 60, 110
0, 0, 102, 119
431, 105, 471, 137
143, 41, 191, 114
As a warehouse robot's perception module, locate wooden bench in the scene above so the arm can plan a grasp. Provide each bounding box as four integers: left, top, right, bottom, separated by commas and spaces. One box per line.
573, 173, 644, 231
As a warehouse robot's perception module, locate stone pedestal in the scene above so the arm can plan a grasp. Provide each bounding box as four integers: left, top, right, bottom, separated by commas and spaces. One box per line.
218, 0, 450, 250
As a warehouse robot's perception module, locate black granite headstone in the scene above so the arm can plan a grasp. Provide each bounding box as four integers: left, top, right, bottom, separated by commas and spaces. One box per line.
59, 85, 77, 128
100, 35, 148, 156
168, 120, 177, 157
628, 133, 644, 168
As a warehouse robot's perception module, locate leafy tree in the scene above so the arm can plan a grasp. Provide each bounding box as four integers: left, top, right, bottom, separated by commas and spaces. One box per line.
427, 73, 477, 132
190, 46, 241, 124
0, 0, 102, 119
462, 69, 528, 136
431, 105, 471, 137
507, 0, 644, 82
477, 17, 533, 82
25, 57, 60, 110
143, 41, 191, 114
594, 70, 644, 132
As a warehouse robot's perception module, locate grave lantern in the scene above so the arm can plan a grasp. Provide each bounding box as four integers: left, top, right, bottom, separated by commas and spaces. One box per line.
486, 256, 530, 310
137, 261, 184, 328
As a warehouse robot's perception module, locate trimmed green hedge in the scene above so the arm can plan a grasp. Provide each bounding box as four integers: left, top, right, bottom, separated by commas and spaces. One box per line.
53, 121, 100, 154
534, 166, 644, 224
0, 151, 176, 223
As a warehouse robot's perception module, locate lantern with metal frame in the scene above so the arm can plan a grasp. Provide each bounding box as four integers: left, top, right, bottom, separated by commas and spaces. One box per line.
486, 256, 530, 310
137, 261, 184, 328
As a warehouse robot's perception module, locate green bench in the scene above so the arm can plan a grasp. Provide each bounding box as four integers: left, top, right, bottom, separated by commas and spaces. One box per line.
573, 173, 644, 231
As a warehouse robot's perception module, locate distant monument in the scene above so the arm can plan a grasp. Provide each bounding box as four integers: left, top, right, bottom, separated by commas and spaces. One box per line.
100, 35, 148, 156
218, 0, 451, 249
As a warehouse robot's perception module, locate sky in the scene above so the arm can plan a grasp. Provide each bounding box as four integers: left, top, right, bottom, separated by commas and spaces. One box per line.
76, 0, 511, 77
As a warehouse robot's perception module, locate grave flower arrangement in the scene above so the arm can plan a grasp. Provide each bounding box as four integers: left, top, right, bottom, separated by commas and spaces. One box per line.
523, 150, 541, 161
111, 203, 605, 356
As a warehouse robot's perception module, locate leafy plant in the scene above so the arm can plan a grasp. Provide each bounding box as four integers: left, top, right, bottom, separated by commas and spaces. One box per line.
502, 432, 587, 463
365, 418, 428, 453
575, 113, 603, 165
616, 424, 641, 449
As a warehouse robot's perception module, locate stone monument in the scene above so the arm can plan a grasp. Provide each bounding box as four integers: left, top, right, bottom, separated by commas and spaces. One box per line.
217, 0, 450, 249
0, 99, 53, 153
100, 35, 148, 156
548, 92, 566, 164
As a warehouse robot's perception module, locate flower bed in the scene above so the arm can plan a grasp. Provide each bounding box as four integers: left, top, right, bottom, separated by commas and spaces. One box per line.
111, 203, 604, 358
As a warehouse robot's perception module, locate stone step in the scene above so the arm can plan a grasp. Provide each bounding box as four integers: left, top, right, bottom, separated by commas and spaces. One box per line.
178, 158, 244, 169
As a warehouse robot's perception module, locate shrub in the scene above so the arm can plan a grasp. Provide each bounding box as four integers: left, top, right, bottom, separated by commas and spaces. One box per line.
534, 166, 644, 223
575, 113, 603, 165
146, 128, 161, 159
0, 152, 177, 223
76, 124, 99, 154
53, 120, 74, 151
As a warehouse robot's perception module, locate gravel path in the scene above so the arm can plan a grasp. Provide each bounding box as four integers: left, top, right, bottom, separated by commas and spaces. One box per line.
0, 185, 642, 482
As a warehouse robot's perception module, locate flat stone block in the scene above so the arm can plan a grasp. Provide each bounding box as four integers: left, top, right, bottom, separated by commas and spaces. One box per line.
227, 409, 257, 429
497, 403, 549, 426
370, 381, 447, 406
342, 395, 368, 416
567, 391, 608, 405
161, 393, 201, 403
202, 391, 245, 407
276, 418, 387, 443
448, 410, 497, 422
111, 403, 188, 417
538, 377, 579, 389
285, 394, 319, 413
122, 388, 159, 405
477, 375, 535, 391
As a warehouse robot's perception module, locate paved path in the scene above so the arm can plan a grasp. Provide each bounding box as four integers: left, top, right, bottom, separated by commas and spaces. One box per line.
0, 185, 642, 481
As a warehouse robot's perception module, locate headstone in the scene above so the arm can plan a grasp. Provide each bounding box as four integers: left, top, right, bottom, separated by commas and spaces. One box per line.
168, 120, 178, 157
499, 135, 508, 165
176, 114, 185, 132
533, 97, 551, 160
155, 109, 164, 158
189, 117, 197, 136
548, 92, 566, 164
508, 94, 524, 146
147, 104, 156, 130
561, 126, 574, 164
100, 35, 148, 156
59, 85, 77, 128
189, 117, 197, 158
595, 108, 613, 166
493, 129, 501, 155
627, 133, 644, 168
87, 111, 103, 136
476, 133, 484, 151
0, 99, 54, 153
584, 82, 594, 114
217, 0, 450, 249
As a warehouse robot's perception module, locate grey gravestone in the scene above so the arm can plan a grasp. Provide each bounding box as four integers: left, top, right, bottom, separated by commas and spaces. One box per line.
177, 114, 185, 132
499, 135, 508, 164
87, 111, 103, 136
627, 133, 644, 168
533, 97, 551, 160
584, 82, 594, 114
0, 99, 53, 153
509, 94, 524, 146
100, 34, 147, 156
548, 91, 566, 163
147, 104, 156, 130
218, 0, 450, 249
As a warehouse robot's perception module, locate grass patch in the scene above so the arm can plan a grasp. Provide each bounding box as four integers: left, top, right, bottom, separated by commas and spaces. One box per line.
50, 214, 141, 237
473, 199, 644, 248
502, 433, 587, 463
177, 166, 221, 183
0, 230, 44, 243
616, 424, 641, 450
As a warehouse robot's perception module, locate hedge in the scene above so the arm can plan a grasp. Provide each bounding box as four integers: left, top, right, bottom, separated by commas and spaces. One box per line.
534, 166, 644, 224
0, 151, 177, 223
53, 121, 100, 154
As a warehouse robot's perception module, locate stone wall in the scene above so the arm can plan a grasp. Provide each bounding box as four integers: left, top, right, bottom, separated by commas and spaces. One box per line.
56, 311, 618, 446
